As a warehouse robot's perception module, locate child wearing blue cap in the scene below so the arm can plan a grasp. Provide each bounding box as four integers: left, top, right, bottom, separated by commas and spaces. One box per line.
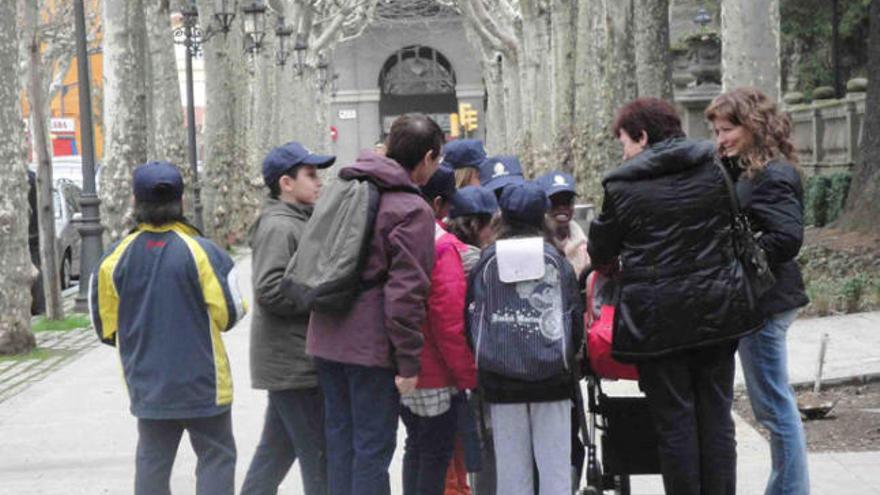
535, 171, 589, 280
241, 141, 335, 494
90, 161, 246, 495
447, 186, 498, 273
466, 182, 583, 495
441, 139, 487, 188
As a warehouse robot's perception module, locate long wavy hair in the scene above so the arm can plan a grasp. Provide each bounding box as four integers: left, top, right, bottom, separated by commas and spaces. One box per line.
705, 87, 799, 177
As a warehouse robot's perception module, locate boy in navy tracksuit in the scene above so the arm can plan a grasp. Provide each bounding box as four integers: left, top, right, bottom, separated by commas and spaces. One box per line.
90, 161, 246, 495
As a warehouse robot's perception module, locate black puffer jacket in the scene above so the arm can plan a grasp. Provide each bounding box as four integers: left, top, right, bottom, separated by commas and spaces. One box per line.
728, 158, 810, 316
588, 138, 763, 362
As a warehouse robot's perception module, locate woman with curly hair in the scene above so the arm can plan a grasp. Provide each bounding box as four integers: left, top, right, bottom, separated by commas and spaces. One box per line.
706, 87, 811, 495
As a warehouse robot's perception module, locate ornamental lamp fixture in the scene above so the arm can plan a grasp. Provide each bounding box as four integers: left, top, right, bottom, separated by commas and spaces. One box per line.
693, 6, 712, 29
181, 2, 199, 27
242, 1, 267, 52
293, 32, 308, 76
213, 0, 235, 33
275, 17, 294, 66
317, 52, 330, 89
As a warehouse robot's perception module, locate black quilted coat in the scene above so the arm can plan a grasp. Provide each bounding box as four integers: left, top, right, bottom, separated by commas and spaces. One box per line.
588, 138, 763, 362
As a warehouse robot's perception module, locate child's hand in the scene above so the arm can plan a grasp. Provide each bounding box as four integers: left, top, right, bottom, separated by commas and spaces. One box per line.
395, 375, 418, 395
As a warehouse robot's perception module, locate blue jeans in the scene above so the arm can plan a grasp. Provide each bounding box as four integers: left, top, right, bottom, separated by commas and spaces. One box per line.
316, 358, 399, 495
241, 388, 327, 495
135, 411, 236, 495
401, 397, 458, 495
739, 309, 810, 495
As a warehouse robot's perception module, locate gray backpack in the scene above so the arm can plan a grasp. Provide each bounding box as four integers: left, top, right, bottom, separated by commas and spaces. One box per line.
281, 176, 381, 313
281, 176, 418, 313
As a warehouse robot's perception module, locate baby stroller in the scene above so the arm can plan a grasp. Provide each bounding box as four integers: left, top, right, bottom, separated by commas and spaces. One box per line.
575, 272, 662, 495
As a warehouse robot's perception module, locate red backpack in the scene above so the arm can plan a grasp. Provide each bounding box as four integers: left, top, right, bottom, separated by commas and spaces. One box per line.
585, 273, 639, 380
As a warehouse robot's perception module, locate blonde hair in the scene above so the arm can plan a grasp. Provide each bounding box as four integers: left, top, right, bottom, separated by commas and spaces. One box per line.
705, 87, 799, 178
455, 168, 479, 189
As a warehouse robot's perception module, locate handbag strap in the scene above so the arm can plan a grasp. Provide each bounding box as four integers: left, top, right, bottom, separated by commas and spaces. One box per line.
585, 273, 597, 326
713, 156, 743, 217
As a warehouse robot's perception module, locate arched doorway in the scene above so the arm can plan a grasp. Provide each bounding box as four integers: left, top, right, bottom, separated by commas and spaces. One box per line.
379, 45, 457, 137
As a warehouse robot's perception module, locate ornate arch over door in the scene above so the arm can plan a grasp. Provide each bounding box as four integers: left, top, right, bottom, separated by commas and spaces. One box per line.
378, 45, 457, 136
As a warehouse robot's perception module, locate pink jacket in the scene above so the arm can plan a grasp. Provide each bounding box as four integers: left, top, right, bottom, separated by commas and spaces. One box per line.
416, 223, 478, 390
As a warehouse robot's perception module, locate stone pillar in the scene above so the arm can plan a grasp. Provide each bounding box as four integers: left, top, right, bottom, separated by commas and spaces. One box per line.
721, 0, 781, 100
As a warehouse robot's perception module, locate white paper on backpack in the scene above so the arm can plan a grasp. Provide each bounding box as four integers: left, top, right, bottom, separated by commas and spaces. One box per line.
496, 237, 545, 283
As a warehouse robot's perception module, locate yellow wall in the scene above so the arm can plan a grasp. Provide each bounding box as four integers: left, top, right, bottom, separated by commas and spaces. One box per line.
22, 0, 104, 160
52, 51, 105, 160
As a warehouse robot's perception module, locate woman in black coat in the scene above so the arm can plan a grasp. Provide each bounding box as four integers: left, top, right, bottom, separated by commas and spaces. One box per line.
706, 87, 810, 495
587, 97, 762, 495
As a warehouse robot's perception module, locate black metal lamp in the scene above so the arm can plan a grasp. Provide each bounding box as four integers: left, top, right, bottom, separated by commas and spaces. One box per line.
213, 0, 235, 33
242, 1, 267, 52
317, 52, 330, 89
275, 17, 293, 66
293, 32, 308, 76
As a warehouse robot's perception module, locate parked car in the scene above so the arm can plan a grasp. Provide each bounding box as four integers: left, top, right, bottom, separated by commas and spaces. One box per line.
53, 178, 83, 289
39, 155, 102, 192
28, 172, 83, 314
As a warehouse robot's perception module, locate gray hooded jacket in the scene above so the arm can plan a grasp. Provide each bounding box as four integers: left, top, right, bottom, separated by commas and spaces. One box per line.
248, 198, 317, 390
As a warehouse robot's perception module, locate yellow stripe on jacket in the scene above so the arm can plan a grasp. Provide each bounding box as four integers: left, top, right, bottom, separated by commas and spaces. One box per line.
176, 229, 234, 407
96, 232, 142, 343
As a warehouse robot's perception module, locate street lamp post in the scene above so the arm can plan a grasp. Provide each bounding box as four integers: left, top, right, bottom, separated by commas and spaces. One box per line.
176, 4, 206, 232
73, 0, 103, 313
173, 1, 268, 231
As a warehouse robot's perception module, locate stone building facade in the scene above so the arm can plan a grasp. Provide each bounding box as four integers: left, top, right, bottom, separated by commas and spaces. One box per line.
328, 5, 485, 165
327, 0, 720, 165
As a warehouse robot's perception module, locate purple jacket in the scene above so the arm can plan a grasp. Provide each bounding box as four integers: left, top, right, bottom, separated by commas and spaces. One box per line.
306, 152, 435, 377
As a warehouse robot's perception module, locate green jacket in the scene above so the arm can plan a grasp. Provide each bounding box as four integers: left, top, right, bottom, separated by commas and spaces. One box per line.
248, 198, 317, 390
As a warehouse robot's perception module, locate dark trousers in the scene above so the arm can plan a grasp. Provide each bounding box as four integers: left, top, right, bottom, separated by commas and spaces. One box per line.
316, 358, 399, 495
471, 392, 496, 495
637, 343, 738, 495
401, 397, 459, 495
135, 410, 236, 495
241, 388, 328, 495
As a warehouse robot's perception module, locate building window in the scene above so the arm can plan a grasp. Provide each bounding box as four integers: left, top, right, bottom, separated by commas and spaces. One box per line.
379, 45, 456, 96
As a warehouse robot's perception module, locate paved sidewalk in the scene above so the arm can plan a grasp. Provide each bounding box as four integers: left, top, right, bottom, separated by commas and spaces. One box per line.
0, 255, 878, 494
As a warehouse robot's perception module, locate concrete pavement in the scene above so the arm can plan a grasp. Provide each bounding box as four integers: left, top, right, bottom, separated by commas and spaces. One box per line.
0, 254, 878, 494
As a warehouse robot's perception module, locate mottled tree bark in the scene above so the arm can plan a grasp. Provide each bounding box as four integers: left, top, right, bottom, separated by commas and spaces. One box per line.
551, 0, 577, 171
23, 0, 64, 320
143, 1, 187, 169
572, 0, 638, 202
635, 0, 673, 100
0, 0, 36, 355
101, 0, 149, 242
837, 0, 880, 233
721, 0, 781, 100
197, 0, 253, 245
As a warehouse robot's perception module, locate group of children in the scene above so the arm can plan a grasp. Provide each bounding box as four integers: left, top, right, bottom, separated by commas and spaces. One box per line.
89, 129, 595, 495
409, 138, 593, 495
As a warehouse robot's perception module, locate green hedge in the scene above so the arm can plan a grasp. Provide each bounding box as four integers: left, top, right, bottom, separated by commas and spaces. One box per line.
804, 172, 851, 226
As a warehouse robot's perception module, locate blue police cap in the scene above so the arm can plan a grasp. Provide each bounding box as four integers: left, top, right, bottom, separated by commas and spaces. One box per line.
421, 165, 457, 201
133, 161, 184, 202
449, 186, 499, 219
499, 182, 549, 227
262, 141, 335, 187
535, 170, 577, 198
441, 139, 487, 170
480, 155, 524, 192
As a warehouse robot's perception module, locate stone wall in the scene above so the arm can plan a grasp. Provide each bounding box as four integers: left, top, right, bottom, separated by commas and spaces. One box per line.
785, 86, 866, 176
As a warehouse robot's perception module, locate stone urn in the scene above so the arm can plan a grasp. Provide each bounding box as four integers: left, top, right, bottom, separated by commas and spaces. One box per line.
685, 31, 721, 86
